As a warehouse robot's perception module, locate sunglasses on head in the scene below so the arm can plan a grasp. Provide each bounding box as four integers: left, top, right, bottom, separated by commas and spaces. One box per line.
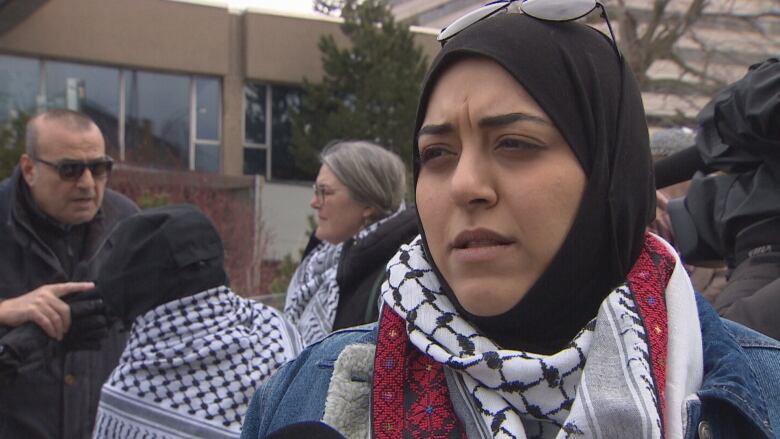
34, 156, 114, 181
438, 0, 621, 60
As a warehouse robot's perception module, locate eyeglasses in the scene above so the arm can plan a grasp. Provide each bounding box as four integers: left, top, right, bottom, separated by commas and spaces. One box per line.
437, 0, 621, 61
312, 184, 334, 203
33, 156, 114, 181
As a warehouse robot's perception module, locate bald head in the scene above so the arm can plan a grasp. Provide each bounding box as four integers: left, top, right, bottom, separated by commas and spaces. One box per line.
26, 109, 99, 157
20, 109, 108, 225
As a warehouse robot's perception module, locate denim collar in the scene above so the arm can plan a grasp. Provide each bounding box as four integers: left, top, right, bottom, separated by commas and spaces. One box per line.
695, 293, 774, 437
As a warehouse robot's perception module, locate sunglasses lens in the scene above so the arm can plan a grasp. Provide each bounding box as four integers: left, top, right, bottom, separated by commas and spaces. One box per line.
59, 163, 86, 180
438, 1, 510, 42
520, 0, 596, 21
89, 160, 112, 177
54, 159, 112, 180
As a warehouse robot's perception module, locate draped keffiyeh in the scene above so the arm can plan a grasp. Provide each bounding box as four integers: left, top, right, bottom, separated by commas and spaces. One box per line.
93, 287, 302, 438
379, 234, 703, 439
285, 207, 406, 346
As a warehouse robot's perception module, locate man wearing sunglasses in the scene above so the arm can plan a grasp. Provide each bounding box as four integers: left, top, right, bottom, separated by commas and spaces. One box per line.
0, 109, 138, 438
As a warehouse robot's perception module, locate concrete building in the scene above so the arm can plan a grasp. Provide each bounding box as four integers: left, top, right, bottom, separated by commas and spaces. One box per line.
0, 0, 439, 260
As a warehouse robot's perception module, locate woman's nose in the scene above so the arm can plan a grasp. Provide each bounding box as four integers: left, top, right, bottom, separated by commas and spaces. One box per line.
450, 149, 497, 208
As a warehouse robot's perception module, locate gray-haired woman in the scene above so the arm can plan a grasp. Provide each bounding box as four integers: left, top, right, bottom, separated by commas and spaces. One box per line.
284, 140, 418, 346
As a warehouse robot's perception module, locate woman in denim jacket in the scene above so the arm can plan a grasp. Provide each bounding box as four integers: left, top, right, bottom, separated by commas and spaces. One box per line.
242, 5, 780, 439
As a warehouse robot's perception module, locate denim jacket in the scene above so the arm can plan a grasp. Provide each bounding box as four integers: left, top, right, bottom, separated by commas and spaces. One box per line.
242, 295, 780, 439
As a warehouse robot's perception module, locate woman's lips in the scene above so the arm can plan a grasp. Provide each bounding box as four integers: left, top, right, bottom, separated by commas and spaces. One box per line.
450, 228, 515, 262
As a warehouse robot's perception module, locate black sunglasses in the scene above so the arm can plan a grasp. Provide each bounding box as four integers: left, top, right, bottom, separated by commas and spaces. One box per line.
33, 156, 114, 181
438, 0, 621, 62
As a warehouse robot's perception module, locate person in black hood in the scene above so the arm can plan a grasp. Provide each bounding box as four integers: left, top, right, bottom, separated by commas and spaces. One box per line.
242, 4, 780, 439
91, 204, 302, 438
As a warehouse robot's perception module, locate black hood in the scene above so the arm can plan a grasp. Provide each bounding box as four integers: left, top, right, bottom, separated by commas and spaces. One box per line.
96, 203, 227, 324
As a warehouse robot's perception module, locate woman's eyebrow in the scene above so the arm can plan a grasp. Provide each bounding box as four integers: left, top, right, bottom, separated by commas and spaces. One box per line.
479, 112, 551, 128
418, 123, 454, 137
417, 112, 549, 138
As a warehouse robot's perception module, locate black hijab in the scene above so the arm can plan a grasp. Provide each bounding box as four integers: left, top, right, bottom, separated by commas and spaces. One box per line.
413, 13, 655, 353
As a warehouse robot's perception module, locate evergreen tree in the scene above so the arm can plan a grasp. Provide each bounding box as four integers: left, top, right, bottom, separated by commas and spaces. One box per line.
0, 112, 29, 180
291, 0, 428, 178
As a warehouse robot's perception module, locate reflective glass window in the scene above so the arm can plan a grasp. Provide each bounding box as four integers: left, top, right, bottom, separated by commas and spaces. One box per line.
196, 78, 220, 141
124, 70, 190, 170
270, 85, 304, 180
46, 61, 120, 157
195, 143, 220, 173
243, 148, 267, 176
244, 83, 266, 145
0, 54, 39, 124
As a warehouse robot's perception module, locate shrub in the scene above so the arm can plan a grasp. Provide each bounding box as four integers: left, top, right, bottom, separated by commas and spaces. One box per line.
109, 168, 268, 297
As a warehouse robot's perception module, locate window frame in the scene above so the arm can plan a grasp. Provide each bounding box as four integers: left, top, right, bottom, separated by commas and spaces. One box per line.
242, 82, 273, 178
190, 77, 222, 171
1, 54, 222, 172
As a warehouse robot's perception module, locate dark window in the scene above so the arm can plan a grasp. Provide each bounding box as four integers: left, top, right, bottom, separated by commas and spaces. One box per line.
195, 143, 220, 173
244, 83, 266, 145
124, 70, 190, 170
0, 54, 39, 124
45, 61, 121, 157
243, 147, 267, 176
270, 85, 304, 180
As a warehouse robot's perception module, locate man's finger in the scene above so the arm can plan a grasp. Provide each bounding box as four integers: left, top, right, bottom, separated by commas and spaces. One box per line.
50, 298, 72, 333
44, 302, 67, 340
30, 307, 60, 340
47, 282, 95, 298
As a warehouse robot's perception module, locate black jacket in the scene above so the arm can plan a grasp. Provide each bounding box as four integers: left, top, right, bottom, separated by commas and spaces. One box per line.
0, 167, 138, 439
712, 216, 780, 340
332, 207, 419, 330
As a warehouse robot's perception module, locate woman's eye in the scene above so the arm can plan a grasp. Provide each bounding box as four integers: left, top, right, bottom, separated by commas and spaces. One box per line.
418, 145, 454, 165
496, 137, 545, 151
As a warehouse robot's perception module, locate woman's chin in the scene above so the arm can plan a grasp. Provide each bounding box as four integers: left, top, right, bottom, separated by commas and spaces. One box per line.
444, 272, 533, 317
455, 287, 528, 317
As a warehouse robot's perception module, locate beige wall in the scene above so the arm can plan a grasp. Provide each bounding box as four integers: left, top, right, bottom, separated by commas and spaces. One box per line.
0, 0, 231, 75
222, 12, 246, 176
244, 12, 347, 83
244, 12, 440, 83
413, 28, 441, 63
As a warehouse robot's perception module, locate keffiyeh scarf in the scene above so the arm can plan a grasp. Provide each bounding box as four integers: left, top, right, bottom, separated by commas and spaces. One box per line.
379, 234, 702, 439
93, 286, 302, 439
285, 207, 405, 346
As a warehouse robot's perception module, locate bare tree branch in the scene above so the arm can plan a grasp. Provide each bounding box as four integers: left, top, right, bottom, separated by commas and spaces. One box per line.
608, 0, 776, 125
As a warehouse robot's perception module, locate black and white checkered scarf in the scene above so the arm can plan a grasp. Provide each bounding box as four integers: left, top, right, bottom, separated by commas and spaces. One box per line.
382, 236, 702, 439
93, 286, 302, 438
285, 207, 405, 346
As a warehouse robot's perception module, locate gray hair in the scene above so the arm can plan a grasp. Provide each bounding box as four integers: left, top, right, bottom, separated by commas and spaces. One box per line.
321, 140, 406, 221
26, 109, 98, 156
